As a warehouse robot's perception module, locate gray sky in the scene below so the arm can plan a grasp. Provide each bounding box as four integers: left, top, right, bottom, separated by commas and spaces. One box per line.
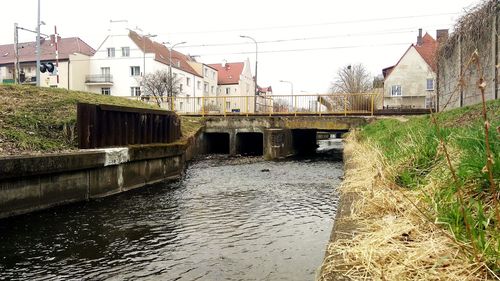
1, 0, 480, 94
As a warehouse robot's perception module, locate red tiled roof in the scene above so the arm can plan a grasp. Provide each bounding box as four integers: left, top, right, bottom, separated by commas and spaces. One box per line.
258, 86, 272, 93
414, 33, 438, 72
0, 37, 95, 65
382, 32, 438, 79
128, 31, 201, 77
382, 65, 395, 79
208, 62, 244, 85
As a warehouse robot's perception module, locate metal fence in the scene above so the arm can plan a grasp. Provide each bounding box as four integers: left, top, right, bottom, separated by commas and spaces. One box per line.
154, 93, 378, 116
77, 103, 181, 149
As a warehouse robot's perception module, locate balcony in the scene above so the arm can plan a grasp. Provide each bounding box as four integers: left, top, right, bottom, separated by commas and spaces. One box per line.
85, 74, 113, 85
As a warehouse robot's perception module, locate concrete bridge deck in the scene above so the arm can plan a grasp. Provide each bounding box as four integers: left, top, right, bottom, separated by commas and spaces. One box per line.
200, 115, 370, 159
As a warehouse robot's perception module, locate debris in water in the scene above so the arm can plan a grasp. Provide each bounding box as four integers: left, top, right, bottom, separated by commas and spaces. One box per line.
261, 169, 270, 172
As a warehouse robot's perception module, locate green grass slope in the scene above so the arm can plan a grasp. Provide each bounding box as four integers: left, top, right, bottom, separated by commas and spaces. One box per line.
360, 99, 500, 272
0, 85, 201, 156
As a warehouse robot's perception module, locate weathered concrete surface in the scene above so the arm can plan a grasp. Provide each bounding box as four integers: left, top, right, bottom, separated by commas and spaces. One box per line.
204, 116, 369, 131
205, 116, 368, 159
437, 3, 499, 110
264, 128, 294, 159
0, 132, 202, 219
0, 151, 106, 180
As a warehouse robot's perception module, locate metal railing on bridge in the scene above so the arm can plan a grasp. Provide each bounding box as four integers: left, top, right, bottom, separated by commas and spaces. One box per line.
153, 93, 378, 116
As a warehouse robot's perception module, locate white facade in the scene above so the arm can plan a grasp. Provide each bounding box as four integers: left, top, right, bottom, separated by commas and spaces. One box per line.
86, 33, 150, 97
216, 59, 256, 112
87, 23, 204, 111
384, 47, 436, 108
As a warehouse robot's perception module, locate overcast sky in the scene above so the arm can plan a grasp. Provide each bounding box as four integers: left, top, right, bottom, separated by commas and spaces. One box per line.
1, 0, 481, 94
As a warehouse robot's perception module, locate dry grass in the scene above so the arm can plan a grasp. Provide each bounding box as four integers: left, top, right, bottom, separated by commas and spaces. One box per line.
319, 131, 496, 281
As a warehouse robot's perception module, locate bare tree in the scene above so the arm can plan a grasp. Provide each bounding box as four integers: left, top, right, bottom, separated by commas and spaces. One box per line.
331, 64, 372, 93
143, 69, 181, 108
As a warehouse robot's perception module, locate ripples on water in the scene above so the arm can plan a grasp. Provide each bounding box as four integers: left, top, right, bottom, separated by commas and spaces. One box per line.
0, 141, 342, 281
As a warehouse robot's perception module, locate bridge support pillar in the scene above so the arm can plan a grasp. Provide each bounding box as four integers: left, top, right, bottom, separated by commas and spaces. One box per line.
264, 128, 294, 160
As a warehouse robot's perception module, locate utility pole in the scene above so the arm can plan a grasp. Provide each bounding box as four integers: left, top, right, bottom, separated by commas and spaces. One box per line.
142, 33, 157, 95
35, 0, 41, 87
240, 35, 258, 112
14, 23, 20, 84
54, 26, 59, 85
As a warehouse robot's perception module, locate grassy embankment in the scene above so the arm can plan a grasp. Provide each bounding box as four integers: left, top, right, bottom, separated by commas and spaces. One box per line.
0, 85, 203, 156
320, 99, 499, 280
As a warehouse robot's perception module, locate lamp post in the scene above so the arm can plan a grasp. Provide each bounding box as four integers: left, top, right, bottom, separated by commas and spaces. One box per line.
142, 33, 156, 95
279, 80, 294, 95
240, 35, 258, 112
167, 41, 186, 97
35, 0, 41, 86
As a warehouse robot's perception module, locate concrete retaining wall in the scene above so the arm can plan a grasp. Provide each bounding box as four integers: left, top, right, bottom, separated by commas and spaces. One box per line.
437, 2, 499, 110
0, 133, 204, 219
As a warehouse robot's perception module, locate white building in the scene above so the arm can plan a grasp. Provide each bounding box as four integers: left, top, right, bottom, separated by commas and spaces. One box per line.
208, 59, 256, 113
87, 21, 216, 112
0, 36, 95, 90
382, 29, 441, 109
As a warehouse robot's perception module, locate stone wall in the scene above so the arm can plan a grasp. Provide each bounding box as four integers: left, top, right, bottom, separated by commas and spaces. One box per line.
438, 1, 499, 111
0, 133, 205, 219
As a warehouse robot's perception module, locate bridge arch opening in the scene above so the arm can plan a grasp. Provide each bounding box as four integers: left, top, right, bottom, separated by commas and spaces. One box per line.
205, 132, 230, 154
236, 132, 263, 156
292, 129, 318, 155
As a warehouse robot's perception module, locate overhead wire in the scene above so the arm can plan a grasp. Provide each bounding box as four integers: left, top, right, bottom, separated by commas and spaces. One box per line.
165, 12, 459, 35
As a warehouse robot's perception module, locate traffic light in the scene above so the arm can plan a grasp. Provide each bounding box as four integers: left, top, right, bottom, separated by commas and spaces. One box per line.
40, 62, 57, 74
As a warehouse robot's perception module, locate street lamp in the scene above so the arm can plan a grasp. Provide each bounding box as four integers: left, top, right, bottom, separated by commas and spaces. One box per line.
279, 80, 294, 95
240, 35, 258, 111
166, 41, 186, 97
35, 0, 42, 86
142, 33, 157, 93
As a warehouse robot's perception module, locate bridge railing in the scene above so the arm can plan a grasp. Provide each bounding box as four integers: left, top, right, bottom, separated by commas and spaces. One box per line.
161, 93, 378, 116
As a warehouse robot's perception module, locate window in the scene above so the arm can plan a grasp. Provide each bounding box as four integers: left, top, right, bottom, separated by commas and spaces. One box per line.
122, 47, 130, 57
225, 101, 230, 109
204, 82, 209, 93
197, 81, 201, 90
197, 97, 201, 105
107, 48, 115, 57
130, 87, 141, 97
391, 85, 402, 96
186, 77, 191, 86
101, 67, 110, 75
426, 79, 434, 91
211, 86, 215, 94
179, 102, 183, 111
225, 88, 230, 95
101, 87, 111, 95
130, 66, 140, 76
179, 84, 183, 92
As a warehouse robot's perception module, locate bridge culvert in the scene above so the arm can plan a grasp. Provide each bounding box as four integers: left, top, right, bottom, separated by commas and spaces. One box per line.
236, 132, 263, 156
205, 132, 230, 154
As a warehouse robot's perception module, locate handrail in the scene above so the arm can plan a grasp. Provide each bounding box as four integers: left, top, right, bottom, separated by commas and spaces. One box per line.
150, 93, 379, 116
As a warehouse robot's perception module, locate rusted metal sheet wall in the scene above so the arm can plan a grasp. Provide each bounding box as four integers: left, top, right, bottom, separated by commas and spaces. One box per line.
77, 103, 181, 149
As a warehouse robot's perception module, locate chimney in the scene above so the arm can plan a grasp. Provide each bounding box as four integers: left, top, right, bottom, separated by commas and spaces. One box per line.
221, 59, 227, 68
417, 28, 423, 46
50, 34, 55, 44
436, 29, 449, 43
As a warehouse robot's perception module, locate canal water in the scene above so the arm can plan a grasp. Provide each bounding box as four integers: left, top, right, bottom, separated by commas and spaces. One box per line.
0, 138, 342, 281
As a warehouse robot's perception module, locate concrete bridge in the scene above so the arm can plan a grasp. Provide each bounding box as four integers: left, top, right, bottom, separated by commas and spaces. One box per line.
200, 115, 370, 159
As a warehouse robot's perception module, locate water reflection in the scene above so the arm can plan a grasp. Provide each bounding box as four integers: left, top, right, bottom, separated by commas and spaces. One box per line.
0, 141, 342, 281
